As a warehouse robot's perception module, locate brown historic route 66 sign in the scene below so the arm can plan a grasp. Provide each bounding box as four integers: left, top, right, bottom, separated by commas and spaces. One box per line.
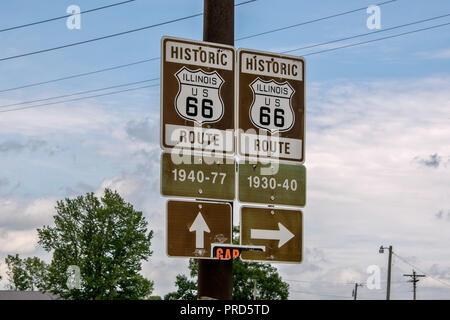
237, 48, 305, 163
161, 36, 235, 155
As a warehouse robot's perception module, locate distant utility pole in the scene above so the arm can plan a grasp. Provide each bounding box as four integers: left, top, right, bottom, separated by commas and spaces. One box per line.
352, 283, 364, 300
253, 279, 258, 300
379, 245, 393, 300
197, 0, 234, 300
403, 270, 426, 300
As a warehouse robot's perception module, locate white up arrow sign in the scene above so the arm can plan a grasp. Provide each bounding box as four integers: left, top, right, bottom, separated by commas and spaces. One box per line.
189, 212, 211, 248
250, 222, 295, 248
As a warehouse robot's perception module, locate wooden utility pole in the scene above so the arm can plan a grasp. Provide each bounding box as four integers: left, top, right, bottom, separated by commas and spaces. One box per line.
380, 245, 393, 300
352, 283, 363, 300
386, 245, 393, 300
197, 0, 234, 300
403, 270, 425, 300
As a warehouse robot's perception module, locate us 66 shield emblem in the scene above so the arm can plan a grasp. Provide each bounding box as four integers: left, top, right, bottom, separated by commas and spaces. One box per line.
175, 66, 225, 124
249, 78, 295, 133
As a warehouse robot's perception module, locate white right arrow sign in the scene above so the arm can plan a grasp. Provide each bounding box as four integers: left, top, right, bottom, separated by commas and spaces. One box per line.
250, 222, 295, 248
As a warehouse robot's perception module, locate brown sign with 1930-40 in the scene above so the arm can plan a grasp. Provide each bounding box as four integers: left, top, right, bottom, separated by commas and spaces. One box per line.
238, 161, 305, 207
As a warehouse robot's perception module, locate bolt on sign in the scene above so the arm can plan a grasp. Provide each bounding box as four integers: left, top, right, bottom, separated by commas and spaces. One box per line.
166, 200, 232, 259
238, 161, 306, 207
237, 48, 305, 163
240, 206, 302, 263
161, 36, 236, 155
161, 152, 235, 200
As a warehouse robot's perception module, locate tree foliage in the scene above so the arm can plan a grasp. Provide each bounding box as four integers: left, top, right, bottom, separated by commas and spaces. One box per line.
32, 188, 154, 299
4, 254, 48, 291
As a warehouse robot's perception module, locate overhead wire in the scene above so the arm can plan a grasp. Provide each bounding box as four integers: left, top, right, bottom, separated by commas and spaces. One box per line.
0, 78, 159, 109
0, 84, 158, 113
236, 0, 399, 41
0, 57, 160, 94
392, 252, 450, 289
290, 289, 351, 299
0, 0, 137, 33
2, 2, 450, 112
3, 18, 450, 113
282, 12, 450, 54
2, 10, 449, 93
0, 0, 258, 62
302, 21, 450, 56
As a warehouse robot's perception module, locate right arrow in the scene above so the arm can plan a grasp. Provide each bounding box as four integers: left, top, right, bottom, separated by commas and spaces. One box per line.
250, 223, 295, 248
189, 212, 211, 249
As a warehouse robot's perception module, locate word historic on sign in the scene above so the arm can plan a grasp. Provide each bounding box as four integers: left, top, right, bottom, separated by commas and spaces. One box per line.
241, 53, 303, 81
165, 40, 233, 71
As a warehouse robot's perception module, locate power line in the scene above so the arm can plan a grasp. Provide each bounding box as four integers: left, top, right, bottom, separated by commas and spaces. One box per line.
3, 12, 448, 94
282, 12, 450, 54
0, 0, 137, 33
4, 19, 450, 113
0, 78, 158, 109
290, 289, 351, 299
236, 0, 399, 41
393, 253, 450, 289
285, 279, 353, 285
302, 21, 450, 56
0, 14, 201, 62
0, 0, 257, 62
0, 84, 158, 114
3, 6, 450, 112
0, 57, 160, 94
235, 0, 258, 7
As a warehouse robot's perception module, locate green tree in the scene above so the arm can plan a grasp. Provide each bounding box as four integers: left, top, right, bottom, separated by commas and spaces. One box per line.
4, 254, 48, 291
165, 228, 289, 300
37, 188, 154, 300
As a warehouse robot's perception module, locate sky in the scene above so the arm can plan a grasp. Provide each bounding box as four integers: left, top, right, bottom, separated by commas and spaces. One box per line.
0, 0, 450, 299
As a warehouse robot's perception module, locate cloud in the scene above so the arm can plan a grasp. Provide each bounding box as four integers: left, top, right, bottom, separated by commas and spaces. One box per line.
0, 138, 64, 156
435, 210, 450, 222
414, 153, 442, 168
420, 48, 450, 59
125, 117, 160, 145
1, 75, 450, 298
0, 229, 38, 254
0, 178, 9, 188
0, 103, 123, 137
0, 197, 57, 230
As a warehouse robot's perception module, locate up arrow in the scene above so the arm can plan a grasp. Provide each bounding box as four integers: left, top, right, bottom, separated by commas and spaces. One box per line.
250, 223, 295, 248
189, 212, 210, 248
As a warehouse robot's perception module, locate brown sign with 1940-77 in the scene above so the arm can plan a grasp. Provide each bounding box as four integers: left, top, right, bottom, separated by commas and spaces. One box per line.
161, 152, 235, 200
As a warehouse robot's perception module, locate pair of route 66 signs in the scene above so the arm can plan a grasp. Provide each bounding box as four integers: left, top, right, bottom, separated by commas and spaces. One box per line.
160, 37, 305, 164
